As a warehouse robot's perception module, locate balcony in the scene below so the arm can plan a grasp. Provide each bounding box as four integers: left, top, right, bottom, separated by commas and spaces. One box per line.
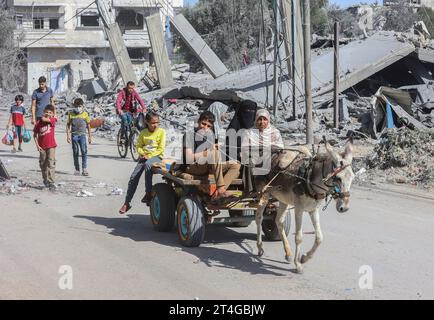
15, 29, 67, 48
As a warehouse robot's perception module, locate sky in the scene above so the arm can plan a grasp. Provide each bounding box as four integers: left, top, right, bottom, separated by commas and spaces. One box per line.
183, 0, 379, 8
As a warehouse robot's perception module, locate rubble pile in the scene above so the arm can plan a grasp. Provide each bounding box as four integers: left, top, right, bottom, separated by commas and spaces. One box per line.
367, 128, 434, 186
0, 178, 29, 195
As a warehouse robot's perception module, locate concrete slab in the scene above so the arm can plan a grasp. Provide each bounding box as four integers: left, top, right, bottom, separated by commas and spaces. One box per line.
172, 32, 418, 108
145, 14, 174, 88
171, 14, 229, 79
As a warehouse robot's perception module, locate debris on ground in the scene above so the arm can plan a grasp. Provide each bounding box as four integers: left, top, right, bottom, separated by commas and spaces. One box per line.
366, 128, 434, 187
76, 190, 95, 198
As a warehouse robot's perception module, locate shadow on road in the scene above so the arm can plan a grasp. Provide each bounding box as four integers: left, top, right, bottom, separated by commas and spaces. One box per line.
88, 154, 133, 161
74, 214, 290, 276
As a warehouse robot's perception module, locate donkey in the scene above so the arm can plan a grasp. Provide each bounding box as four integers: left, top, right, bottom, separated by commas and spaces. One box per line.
254, 139, 355, 274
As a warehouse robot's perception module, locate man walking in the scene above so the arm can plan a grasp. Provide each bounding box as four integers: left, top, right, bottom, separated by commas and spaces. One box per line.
31, 76, 55, 125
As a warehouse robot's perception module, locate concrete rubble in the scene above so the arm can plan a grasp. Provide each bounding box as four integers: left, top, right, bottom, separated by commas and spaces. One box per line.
2, 23, 434, 192
366, 128, 434, 188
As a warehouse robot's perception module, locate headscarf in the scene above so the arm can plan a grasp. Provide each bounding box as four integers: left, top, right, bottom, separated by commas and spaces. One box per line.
242, 109, 284, 150
255, 109, 271, 129
208, 101, 229, 135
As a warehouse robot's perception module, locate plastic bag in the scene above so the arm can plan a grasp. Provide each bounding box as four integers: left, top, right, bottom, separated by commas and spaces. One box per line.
2, 131, 14, 146
23, 129, 32, 143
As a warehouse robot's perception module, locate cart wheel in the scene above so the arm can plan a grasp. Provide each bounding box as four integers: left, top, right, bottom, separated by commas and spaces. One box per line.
262, 209, 291, 241
150, 183, 177, 232
176, 196, 205, 247
229, 209, 254, 227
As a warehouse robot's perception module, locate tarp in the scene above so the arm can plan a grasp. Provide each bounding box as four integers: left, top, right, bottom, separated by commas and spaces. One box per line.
369, 86, 426, 138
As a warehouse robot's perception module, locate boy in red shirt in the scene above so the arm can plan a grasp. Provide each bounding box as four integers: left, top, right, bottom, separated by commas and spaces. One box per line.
6, 94, 27, 153
33, 104, 57, 190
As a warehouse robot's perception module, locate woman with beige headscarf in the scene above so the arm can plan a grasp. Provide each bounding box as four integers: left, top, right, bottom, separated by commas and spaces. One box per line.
241, 109, 284, 180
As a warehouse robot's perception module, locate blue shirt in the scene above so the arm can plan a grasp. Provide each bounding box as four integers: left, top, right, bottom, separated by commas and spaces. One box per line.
32, 87, 54, 118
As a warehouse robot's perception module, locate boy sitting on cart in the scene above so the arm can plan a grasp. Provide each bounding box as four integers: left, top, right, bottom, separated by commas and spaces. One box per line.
182, 111, 241, 202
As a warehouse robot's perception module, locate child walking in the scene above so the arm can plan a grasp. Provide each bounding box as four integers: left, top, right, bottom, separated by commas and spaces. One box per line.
6, 95, 27, 153
66, 98, 92, 176
33, 104, 57, 190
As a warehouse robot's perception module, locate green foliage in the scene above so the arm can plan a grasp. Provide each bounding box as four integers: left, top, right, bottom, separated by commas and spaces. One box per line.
417, 6, 434, 36
0, 9, 26, 92
177, 0, 272, 72
310, 0, 329, 36
176, 0, 330, 71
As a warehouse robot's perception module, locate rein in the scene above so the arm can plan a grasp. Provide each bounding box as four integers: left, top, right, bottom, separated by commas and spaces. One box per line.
264, 154, 351, 205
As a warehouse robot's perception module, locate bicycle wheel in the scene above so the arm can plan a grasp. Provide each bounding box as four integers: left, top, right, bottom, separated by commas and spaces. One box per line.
130, 130, 140, 162
117, 129, 128, 158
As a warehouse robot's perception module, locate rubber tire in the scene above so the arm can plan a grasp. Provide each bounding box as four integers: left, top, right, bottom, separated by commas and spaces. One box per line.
130, 130, 140, 162
176, 196, 205, 247
262, 209, 291, 241
229, 209, 254, 227
150, 183, 177, 232
117, 129, 128, 158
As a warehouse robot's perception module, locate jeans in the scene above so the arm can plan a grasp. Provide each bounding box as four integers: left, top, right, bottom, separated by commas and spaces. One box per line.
72, 135, 88, 171
125, 156, 161, 204
120, 112, 134, 133
39, 148, 56, 184
14, 125, 23, 143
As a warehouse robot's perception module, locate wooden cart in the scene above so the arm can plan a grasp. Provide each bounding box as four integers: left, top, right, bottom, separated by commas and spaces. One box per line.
150, 165, 291, 247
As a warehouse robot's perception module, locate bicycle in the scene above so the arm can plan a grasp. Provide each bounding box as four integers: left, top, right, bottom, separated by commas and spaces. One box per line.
117, 112, 142, 162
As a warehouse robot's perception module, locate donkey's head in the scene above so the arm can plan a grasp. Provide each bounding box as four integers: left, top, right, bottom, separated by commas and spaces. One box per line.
324, 138, 355, 213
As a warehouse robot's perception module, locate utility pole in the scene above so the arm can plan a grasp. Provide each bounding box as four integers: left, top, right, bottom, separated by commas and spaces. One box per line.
280, 0, 297, 121
334, 20, 340, 129
291, 0, 297, 121
302, 0, 313, 145
273, 0, 281, 117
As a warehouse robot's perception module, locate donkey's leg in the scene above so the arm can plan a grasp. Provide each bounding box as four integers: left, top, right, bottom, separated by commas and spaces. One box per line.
256, 202, 267, 257
293, 206, 304, 274
275, 202, 292, 262
301, 209, 323, 264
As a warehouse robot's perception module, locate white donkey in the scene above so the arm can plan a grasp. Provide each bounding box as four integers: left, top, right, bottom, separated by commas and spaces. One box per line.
254, 139, 355, 273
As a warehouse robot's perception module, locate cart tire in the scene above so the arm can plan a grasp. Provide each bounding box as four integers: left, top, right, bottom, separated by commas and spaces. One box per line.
229, 210, 254, 227
262, 210, 291, 241
177, 196, 205, 247
150, 183, 177, 232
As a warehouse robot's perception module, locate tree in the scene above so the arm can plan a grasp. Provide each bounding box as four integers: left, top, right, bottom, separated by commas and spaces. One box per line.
310, 0, 329, 36
177, 0, 273, 72
417, 6, 434, 36
0, 8, 25, 92
381, 0, 418, 32
176, 0, 331, 72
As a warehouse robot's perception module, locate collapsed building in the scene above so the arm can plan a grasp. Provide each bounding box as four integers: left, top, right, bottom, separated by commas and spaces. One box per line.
4, 0, 183, 95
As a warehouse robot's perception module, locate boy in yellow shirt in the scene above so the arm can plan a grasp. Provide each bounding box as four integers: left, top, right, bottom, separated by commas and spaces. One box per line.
119, 112, 166, 214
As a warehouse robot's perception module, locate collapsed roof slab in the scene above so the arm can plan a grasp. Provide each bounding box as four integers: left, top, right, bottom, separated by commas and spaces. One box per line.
168, 32, 417, 108
415, 47, 434, 64
312, 33, 416, 98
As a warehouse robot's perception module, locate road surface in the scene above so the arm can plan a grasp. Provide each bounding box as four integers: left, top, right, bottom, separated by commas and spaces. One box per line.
0, 115, 433, 299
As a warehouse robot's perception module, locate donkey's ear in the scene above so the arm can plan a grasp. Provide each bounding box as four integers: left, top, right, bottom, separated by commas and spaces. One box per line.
343, 139, 354, 163
325, 140, 341, 163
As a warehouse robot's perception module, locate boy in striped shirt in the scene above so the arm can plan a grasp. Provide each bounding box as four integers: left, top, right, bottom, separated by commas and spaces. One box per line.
7, 95, 27, 153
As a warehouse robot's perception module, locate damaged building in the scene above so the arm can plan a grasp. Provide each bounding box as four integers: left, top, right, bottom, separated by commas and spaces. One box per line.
5, 0, 184, 94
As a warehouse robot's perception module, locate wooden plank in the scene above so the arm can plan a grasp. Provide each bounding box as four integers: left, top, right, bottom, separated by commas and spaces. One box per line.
152, 168, 243, 186
145, 14, 174, 88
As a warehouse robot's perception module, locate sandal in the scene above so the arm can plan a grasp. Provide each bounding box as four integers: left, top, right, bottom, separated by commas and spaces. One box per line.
119, 203, 132, 215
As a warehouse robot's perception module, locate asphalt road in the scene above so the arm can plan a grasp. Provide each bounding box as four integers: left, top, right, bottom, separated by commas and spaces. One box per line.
0, 116, 433, 299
